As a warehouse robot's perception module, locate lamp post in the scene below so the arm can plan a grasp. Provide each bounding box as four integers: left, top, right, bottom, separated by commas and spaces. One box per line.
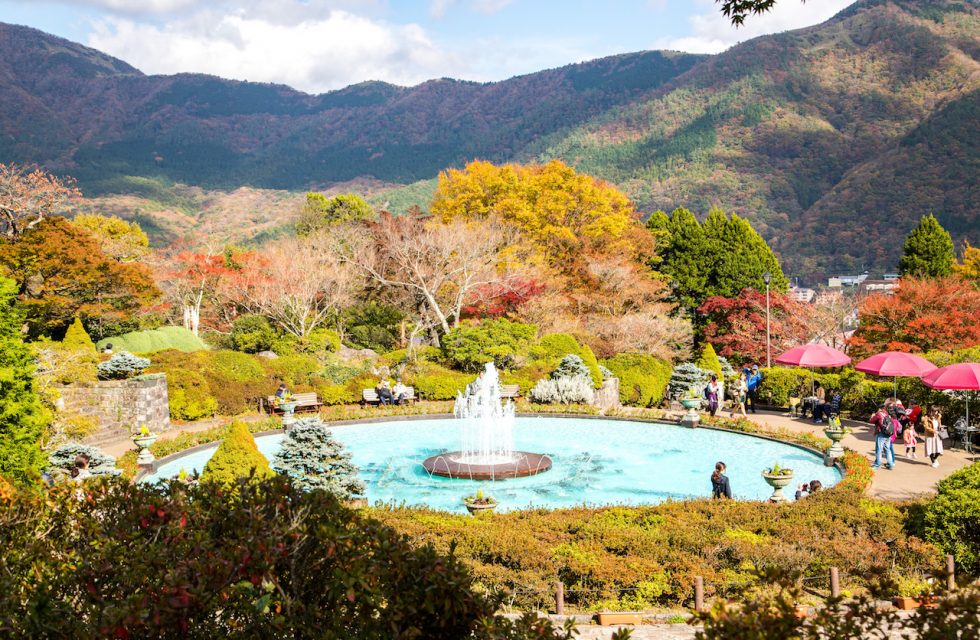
763, 271, 772, 369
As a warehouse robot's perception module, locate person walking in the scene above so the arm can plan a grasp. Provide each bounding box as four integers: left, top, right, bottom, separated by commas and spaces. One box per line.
923, 405, 945, 468
705, 373, 722, 417
729, 371, 748, 418
746, 365, 762, 414
870, 404, 896, 470
711, 461, 732, 499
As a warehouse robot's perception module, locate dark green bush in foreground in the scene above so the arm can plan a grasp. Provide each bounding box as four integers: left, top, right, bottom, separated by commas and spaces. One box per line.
922, 461, 980, 576
0, 477, 573, 639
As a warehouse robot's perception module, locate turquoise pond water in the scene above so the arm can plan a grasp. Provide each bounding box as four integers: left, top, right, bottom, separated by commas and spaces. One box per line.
143, 417, 841, 513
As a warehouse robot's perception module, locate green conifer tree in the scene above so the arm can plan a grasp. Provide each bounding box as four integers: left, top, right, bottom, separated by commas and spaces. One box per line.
63, 317, 97, 353
272, 418, 364, 498
662, 208, 710, 312
899, 214, 955, 278
0, 277, 49, 485
60, 317, 99, 383
202, 420, 275, 485
696, 342, 723, 379
703, 209, 787, 299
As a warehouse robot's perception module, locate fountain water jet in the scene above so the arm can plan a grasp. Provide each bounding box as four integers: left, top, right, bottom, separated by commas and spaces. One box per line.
423, 362, 552, 480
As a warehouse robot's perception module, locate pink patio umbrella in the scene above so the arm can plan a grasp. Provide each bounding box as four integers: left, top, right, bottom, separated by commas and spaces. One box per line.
921, 363, 980, 431
775, 344, 851, 398
855, 351, 938, 398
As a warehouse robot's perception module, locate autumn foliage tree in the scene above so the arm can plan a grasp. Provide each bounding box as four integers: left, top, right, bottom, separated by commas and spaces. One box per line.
849, 276, 980, 357
0, 163, 79, 239
699, 288, 811, 364
0, 217, 159, 339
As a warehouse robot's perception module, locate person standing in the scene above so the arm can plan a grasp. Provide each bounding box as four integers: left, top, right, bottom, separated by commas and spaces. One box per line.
870, 404, 896, 470
705, 373, 722, 417
711, 461, 732, 499
923, 405, 945, 468
746, 365, 762, 414
903, 413, 919, 459
729, 371, 748, 418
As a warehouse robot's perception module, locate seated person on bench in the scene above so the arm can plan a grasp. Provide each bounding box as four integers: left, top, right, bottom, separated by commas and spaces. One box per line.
376, 379, 394, 406
392, 379, 409, 405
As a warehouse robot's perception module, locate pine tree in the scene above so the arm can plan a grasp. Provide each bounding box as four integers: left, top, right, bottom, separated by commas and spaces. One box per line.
662, 207, 709, 311
272, 418, 364, 498
551, 354, 592, 380
0, 277, 49, 485
202, 420, 274, 485
667, 362, 711, 400
899, 214, 955, 278
696, 343, 723, 379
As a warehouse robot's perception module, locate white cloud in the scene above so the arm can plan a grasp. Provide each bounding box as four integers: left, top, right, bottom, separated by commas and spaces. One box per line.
656, 0, 857, 54
429, 0, 512, 19
88, 9, 461, 93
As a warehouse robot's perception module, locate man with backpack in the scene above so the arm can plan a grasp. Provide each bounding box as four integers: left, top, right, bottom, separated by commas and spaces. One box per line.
870, 404, 896, 470
746, 365, 762, 414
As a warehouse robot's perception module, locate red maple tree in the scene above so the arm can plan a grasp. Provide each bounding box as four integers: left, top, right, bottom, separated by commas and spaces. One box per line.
699, 288, 812, 364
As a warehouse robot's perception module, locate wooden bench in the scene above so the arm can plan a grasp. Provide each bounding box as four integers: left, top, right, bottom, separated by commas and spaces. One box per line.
262, 391, 322, 414
499, 384, 521, 400
362, 386, 419, 406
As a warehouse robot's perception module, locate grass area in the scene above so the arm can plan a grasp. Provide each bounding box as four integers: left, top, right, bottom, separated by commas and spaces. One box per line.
97, 326, 208, 354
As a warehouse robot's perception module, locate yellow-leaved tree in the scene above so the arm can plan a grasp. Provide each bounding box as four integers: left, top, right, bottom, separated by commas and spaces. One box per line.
431, 159, 651, 277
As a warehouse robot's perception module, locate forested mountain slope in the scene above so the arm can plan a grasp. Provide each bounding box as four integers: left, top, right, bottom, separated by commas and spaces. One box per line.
0, 0, 977, 278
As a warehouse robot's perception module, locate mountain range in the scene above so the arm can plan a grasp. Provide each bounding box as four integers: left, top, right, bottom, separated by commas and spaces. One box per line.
0, 0, 977, 281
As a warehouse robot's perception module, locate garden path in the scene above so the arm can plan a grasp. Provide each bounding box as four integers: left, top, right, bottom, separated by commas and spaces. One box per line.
741, 410, 977, 500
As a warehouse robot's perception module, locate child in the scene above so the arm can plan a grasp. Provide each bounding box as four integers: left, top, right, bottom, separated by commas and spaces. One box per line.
903, 414, 918, 459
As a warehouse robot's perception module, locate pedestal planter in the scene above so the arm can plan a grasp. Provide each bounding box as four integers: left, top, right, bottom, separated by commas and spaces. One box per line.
824, 428, 846, 461
680, 398, 702, 428
762, 472, 794, 502
280, 401, 298, 428
132, 433, 158, 467
464, 501, 497, 515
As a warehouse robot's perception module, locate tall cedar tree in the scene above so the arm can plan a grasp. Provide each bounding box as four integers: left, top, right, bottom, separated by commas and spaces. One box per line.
202, 420, 275, 485
0, 217, 159, 339
650, 207, 787, 316
899, 214, 955, 278
849, 276, 980, 357
0, 277, 48, 485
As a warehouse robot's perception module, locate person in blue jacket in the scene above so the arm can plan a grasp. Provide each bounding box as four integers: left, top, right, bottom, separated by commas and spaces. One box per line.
746, 365, 762, 414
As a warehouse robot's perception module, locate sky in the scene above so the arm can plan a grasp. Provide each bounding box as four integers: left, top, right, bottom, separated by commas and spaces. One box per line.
0, 0, 858, 94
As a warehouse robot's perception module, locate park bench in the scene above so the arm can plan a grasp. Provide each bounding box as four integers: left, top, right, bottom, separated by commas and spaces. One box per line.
362, 386, 419, 406
499, 384, 521, 400
262, 391, 322, 414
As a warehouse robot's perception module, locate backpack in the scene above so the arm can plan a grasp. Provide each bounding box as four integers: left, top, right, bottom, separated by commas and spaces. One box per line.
880, 417, 895, 438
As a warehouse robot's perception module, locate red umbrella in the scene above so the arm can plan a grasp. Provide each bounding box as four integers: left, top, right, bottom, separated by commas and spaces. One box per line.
775, 344, 851, 399
855, 351, 938, 398
921, 363, 980, 430
775, 344, 851, 368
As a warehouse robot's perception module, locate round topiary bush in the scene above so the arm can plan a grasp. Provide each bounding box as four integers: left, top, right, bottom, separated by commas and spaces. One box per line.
202, 420, 275, 485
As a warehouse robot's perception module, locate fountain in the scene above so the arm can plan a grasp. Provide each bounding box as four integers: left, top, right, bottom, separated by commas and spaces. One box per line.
422, 362, 552, 480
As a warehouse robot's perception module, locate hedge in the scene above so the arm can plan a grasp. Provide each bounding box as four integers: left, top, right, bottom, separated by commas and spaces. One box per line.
0, 477, 571, 638
527, 333, 602, 388
923, 462, 980, 576
601, 353, 672, 407
97, 326, 207, 354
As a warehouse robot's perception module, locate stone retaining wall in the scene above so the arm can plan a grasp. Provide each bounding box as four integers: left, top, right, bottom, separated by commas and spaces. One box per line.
591, 378, 621, 410
58, 375, 172, 445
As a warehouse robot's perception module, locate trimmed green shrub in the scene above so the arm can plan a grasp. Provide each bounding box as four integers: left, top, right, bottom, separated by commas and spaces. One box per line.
96, 326, 207, 354
379, 345, 441, 368
696, 342, 723, 379
63, 318, 97, 354
228, 314, 276, 353
166, 368, 218, 421
923, 462, 980, 576
408, 364, 472, 400
343, 302, 404, 352
272, 417, 365, 498
97, 352, 151, 380
756, 367, 812, 407
261, 353, 323, 388
321, 354, 364, 385
601, 354, 672, 407
209, 350, 265, 382
528, 333, 602, 387
202, 420, 274, 484
441, 319, 537, 372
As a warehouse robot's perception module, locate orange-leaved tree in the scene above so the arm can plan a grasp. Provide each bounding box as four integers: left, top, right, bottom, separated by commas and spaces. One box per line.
849, 276, 980, 357
0, 163, 79, 239
699, 288, 812, 365
0, 217, 159, 339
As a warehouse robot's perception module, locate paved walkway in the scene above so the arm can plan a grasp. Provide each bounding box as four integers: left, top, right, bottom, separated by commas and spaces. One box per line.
741, 410, 977, 499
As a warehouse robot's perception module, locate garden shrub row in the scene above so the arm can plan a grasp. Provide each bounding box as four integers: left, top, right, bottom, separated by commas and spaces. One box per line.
601, 353, 672, 407
371, 488, 942, 612
0, 477, 572, 639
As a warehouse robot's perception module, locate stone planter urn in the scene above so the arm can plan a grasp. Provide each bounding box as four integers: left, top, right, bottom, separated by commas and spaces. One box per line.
132, 432, 158, 467
463, 493, 497, 515
280, 401, 298, 428
824, 427, 846, 461
762, 471, 794, 502
679, 397, 702, 428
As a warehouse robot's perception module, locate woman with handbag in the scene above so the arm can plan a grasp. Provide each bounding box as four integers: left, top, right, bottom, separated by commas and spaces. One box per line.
923, 405, 946, 468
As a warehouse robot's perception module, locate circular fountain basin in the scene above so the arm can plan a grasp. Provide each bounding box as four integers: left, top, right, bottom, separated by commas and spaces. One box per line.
423, 450, 552, 480
141, 416, 841, 513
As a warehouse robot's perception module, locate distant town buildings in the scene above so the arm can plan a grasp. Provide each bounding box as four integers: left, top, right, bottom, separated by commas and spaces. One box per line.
827, 273, 868, 287
789, 286, 816, 303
